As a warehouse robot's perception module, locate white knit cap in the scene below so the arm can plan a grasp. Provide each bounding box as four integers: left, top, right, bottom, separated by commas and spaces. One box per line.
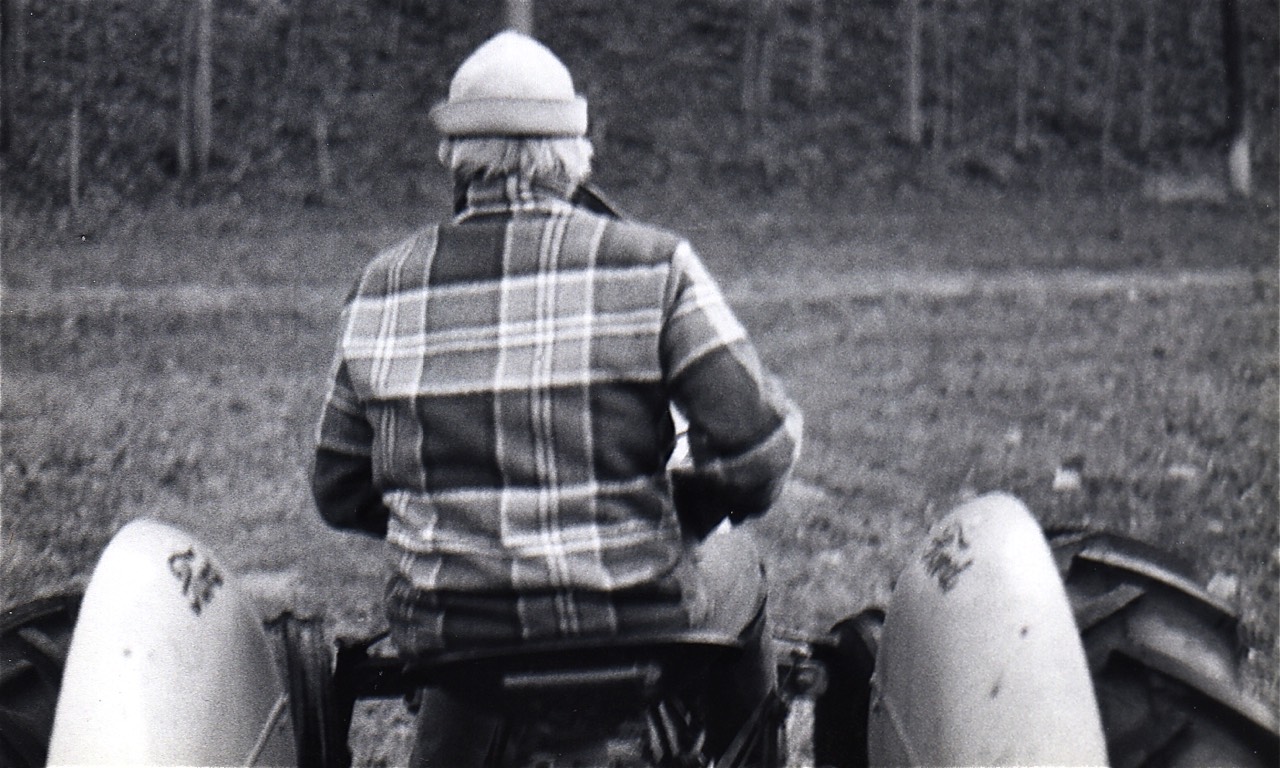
430, 31, 589, 137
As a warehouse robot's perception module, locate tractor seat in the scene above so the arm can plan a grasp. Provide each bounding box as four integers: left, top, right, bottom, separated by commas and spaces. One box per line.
402, 629, 745, 712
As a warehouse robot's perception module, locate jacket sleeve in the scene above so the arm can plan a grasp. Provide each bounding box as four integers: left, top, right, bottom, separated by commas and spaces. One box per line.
312, 357, 387, 537
661, 242, 802, 533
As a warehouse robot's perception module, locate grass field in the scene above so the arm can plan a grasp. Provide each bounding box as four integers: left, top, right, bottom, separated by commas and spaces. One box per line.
2, 186, 1277, 763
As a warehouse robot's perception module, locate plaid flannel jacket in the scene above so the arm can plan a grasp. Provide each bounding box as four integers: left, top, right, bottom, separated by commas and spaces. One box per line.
313, 175, 801, 650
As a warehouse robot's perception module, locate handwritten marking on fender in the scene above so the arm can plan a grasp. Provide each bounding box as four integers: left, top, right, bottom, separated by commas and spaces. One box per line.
922, 521, 974, 592
168, 547, 224, 615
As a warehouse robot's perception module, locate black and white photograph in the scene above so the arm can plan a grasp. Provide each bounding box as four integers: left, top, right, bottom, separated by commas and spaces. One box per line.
1, 1, 1277, 766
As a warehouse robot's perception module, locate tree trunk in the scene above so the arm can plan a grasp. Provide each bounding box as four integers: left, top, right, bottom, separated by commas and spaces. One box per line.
1138, 0, 1156, 152
1101, 0, 1123, 168
903, 0, 923, 146
741, 0, 763, 115
505, 0, 534, 36
946, 1, 962, 148
740, 0, 776, 130
64, 2, 86, 216
1059, 1, 1081, 133
1221, 0, 1250, 195
0, 0, 25, 152
1, 2, 8, 152
1014, 0, 1031, 155
314, 107, 333, 202
757, 11, 776, 113
69, 96, 81, 214
194, 0, 213, 177
10, 0, 21, 79
929, 0, 950, 151
286, 0, 308, 86
806, 0, 826, 106
177, 0, 197, 178
383, 0, 404, 57
741, 9, 760, 118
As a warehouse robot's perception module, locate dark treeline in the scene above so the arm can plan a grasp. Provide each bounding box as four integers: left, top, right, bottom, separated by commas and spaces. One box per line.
1, 0, 1276, 213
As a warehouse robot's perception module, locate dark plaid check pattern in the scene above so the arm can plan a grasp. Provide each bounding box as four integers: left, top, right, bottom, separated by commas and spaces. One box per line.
314, 175, 801, 649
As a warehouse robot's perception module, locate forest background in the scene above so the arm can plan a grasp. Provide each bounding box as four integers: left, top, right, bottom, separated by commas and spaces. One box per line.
1, 0, 1277, 221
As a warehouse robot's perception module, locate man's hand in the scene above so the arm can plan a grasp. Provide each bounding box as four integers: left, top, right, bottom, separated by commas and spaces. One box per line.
671, 467, 731, 539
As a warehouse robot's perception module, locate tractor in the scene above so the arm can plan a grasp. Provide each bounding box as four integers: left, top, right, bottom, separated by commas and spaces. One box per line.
2, 493, 1277, 767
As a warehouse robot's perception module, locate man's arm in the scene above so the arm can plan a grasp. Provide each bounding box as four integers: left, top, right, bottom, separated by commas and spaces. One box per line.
662, 242, 802, 533
312, 359, 387, 537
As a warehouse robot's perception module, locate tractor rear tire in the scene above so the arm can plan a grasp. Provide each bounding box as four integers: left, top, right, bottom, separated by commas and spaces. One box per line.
811, 531, 1278, 768
0, 592, 83, 768
269, 613, 352, 768
811, 608, 883, 768
1052, 531, 1279, 768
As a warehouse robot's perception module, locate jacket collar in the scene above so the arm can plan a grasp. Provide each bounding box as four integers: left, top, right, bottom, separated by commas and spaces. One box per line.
453, 173, 578, 222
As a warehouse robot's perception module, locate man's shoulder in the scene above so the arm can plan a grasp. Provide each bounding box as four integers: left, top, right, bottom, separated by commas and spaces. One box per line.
351, 226, 440, 291
368, 226, 439, 269
580, 211, 686, 269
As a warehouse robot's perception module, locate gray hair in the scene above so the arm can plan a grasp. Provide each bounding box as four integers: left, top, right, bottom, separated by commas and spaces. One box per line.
438, 137, 594, 186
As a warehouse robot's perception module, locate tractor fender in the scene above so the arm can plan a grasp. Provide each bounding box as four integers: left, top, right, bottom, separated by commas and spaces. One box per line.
47, 519, 295, 767
868, 493, 1107, 767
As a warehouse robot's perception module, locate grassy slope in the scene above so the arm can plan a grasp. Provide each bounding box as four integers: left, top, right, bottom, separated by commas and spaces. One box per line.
2, 191, 1277, 763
